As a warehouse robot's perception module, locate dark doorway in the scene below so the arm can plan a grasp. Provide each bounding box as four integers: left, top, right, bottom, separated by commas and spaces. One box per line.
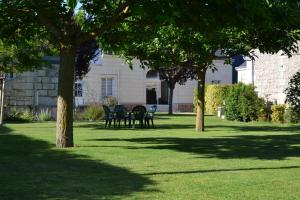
146, 88, 157, 104
159, 81, 168, 105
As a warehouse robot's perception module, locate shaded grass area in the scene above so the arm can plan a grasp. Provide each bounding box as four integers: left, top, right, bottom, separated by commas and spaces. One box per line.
0, 127, 153, 200
1, 114, 300, 200
90, 133, 300, 160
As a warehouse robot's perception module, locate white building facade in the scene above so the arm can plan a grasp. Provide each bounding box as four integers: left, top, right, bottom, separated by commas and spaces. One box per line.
5, 55, 234, 113
76, 55, 233, 111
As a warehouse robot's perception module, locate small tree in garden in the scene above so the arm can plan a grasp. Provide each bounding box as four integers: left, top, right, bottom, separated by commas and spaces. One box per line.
285, 71, 300, 121
104, 24, 236, 131
158, 67, 198, 115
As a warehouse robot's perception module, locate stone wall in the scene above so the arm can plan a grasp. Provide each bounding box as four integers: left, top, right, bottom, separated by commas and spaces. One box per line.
4, 65, 59, 108
254, 50, 300, 104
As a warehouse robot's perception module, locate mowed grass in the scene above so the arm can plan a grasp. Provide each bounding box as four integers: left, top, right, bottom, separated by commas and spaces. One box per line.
0, 114, 300, 200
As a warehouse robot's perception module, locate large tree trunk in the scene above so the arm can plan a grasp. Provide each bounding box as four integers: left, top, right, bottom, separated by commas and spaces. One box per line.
56, 45, 76, 148
168, 86, 175, 115
195, 68, 207, 132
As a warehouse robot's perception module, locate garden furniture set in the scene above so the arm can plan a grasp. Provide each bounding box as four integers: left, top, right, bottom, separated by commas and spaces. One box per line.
103, 105, 157, 128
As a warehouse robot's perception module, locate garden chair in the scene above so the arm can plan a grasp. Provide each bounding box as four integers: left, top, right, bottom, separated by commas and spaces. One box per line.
113, 105, 130, 128
102, 105, 114, 128
145, 105, 157, 128
129, 105, 147, 128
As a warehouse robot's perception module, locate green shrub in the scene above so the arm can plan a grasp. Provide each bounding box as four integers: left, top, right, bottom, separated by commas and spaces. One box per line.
4, 107, 34, 123
19, 110, 35, 122
284, 106, 300, 124
271, 104, 286, 123
285, 70, 300, 116
4, 107, 21, 122
225, 83, 263, 122
258, 101, 272, 122
82, 103, 104, 121
205, 84, 230, 115
37, 109, 52, 121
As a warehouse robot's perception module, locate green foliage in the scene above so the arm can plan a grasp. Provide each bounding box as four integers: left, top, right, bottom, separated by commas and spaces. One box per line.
225, 83, 263, 122
4, 107, 34, 123
66, 0, 78, 12
285, 70, 300, 116
271, 104, 286, 123
258, 101, 273, 122
19, 110, 35, 122
284, 106, 300, 124
82, 104, 104, 121
0, 39, 51, 73
37, 109, 52, 122
205, 84, 230, 115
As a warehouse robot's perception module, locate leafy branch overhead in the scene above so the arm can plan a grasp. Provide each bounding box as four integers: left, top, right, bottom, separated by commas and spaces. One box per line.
1, 0, 300, 144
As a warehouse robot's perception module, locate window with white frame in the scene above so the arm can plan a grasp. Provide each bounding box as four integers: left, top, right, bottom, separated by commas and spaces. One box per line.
74, 81, 83, 97
101, 78, 115, 99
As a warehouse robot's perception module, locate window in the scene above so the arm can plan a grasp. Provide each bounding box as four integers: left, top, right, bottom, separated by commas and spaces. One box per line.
102, 78, 115, 99
75, 81, 83, 97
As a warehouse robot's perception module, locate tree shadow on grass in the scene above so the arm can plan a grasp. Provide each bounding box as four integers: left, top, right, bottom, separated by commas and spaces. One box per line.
142, 165, 300, 176
74, 123, 194, 130
207, 124, 300, 133
0, 125, 13, 134
91, 134, 300, 160
0, 126, 154, 200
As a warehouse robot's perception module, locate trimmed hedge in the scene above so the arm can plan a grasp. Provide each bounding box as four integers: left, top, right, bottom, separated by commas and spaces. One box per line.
225, 83, 264, 122
205, 84, 230, 115
271, 104, 286, 123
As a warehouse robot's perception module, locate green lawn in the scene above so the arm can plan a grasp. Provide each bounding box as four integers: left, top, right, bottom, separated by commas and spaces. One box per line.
0, 114, 300, 200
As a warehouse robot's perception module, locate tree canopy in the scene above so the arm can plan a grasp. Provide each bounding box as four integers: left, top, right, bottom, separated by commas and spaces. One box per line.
1, 0, 300, 145
101, 1, 300, 131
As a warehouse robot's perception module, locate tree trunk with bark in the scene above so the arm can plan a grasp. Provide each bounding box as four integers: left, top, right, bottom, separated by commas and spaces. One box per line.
195, 68, 207, 132
56, 45, 76, 148
168, 86, 175, 115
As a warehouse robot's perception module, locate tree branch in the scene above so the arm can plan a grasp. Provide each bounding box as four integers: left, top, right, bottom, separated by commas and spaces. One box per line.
79, 0, 133, 44
30, 0, 62, 40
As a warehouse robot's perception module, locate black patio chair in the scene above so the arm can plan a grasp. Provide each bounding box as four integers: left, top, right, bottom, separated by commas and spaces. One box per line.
113, 105, 130, 128
129, 105, 147, 128
102, 105, 114, 128
145, 105, 157, 128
